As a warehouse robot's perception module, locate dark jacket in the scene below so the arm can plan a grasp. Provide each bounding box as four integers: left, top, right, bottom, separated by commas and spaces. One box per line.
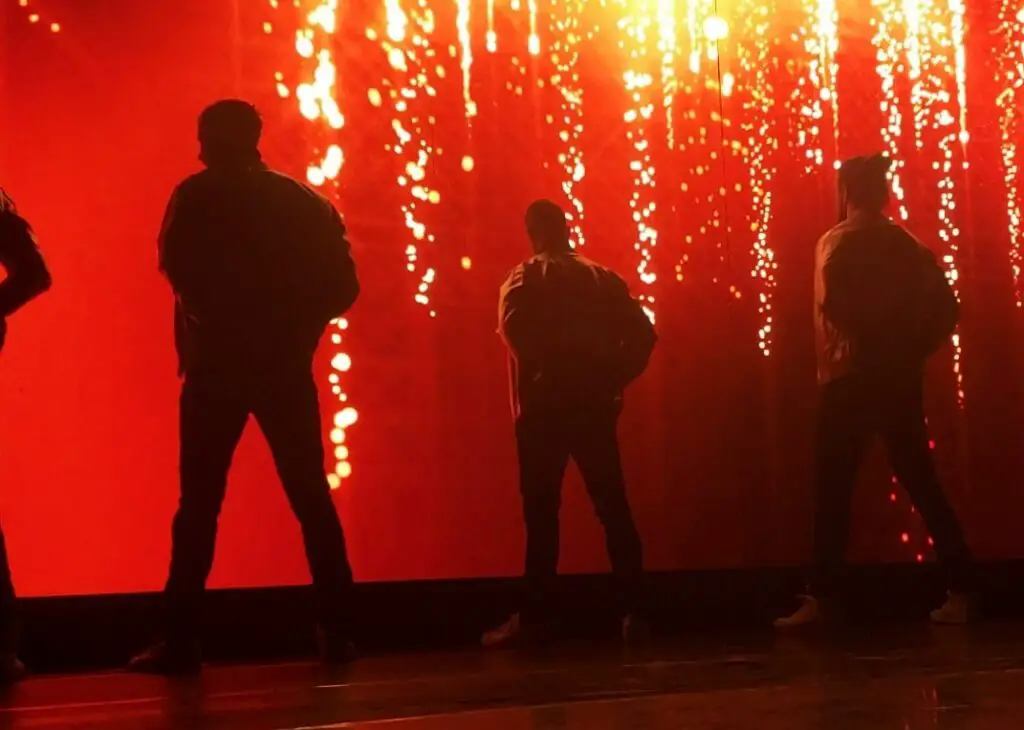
814, 212, 958, 383
0, 189, 52, 349
158, 164, 359, 375
498, 250, 656, 417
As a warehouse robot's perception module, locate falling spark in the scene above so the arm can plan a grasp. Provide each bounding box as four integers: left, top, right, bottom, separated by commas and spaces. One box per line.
737, 0, 778, 356
456, 0, 477, 120
271, 0, 354, 488
998, 1, 1024, 306
379, 0, 442, 316
549, 0, 588, 248
619, 0, 659, 322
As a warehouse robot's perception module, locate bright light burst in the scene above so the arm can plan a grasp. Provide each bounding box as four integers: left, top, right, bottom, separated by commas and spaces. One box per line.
375, 0, 442, 317
999, 2, 1024, 307
619, 1, 659, 322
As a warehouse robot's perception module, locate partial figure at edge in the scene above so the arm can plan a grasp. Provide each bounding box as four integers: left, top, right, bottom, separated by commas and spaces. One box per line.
130, 100, 360, 675
0, 189, 53, 683
775, 153, 974, 629
484, 199, 657, 649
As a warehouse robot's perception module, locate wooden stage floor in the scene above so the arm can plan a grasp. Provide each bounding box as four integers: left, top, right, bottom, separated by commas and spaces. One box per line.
4, 622, 1024, 728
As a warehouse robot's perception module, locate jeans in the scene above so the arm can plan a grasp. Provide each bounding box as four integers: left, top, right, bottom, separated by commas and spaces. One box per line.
516, 399, 644, 622
164, 364, 353, 641
810, 369, 974, 596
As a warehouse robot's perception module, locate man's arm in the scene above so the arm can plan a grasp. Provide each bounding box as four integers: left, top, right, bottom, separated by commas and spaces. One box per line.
0, 210, 52, 319
319, 204, 360, 317
608, 273, 656, 386
820, 237, 859, 333
498, 264, 540, 360
157, 186, 188, 291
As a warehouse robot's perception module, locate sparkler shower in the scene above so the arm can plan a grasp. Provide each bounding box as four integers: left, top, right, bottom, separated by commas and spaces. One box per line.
1, 0, 1023, 595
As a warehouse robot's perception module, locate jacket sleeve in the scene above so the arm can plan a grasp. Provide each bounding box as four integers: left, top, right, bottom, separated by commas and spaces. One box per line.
0, 211, 52, 319
319, 204, 360, 318
157, 185, 192, 294
609, 273, 656, 385
820, 237, 858, 334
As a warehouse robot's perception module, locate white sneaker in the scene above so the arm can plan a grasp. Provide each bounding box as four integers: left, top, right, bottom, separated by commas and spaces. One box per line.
930, 592, 971, 625
774, 595, 822, 629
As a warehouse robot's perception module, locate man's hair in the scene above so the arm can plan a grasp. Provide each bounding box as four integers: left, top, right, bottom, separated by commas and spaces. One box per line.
839, 154, 892, 211
198, 99, 263, 161
524, 199, 569, 249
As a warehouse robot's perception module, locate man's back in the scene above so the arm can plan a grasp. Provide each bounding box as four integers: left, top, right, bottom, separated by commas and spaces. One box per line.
499, 251, 655, 414
815, 214, 954, 382
160, 167, 357, 371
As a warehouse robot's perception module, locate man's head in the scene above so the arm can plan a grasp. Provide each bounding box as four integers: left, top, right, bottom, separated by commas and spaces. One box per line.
198, 99, 263, 169
524, 199, 571, 255
838, 153, 892, 219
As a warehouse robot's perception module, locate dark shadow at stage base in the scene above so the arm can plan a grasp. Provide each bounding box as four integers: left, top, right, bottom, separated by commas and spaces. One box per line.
17, 561, 1024, 674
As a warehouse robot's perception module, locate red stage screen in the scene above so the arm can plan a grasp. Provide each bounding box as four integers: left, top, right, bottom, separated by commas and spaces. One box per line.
1, 0, 1023, 597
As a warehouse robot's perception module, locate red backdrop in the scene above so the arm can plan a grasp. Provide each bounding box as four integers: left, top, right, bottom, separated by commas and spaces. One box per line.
1, 0, 1023, 597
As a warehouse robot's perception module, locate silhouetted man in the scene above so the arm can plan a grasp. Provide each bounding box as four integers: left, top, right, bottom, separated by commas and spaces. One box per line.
0, 188, 52, 682
775, 154, 974, 629
130, 100, 360, 674
483, 200, 656, 648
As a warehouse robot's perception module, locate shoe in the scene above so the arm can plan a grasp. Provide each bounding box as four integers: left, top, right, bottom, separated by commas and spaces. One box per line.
317, 628, 358, 666
481, 613, 550, 649
128, 640, 202, 676
0, 654, 26, 685
622, 614, 652, 645
774, 594, 822, 629
930, 592, 972, 625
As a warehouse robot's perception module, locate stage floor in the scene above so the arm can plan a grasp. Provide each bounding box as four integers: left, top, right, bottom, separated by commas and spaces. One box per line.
4, 622, 1024, 728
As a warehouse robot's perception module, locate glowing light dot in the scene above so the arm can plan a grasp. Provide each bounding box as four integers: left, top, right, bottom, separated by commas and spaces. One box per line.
331, 353, 352, 372
461, 256, 472, 270
461, 155, 475, 172
901, 532, 910, 544
368, 89, 383, 107
327, 473, 341, 490
337, 462, 353, 479
335, 446, 350, 461
335, 407, 359, 429
329, 428, 346, 445
703, 16, 728, 42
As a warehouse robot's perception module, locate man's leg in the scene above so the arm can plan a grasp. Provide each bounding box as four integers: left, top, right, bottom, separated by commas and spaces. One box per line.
569, 403, 643, 619
253, 371, 354, 645
807, 376, 873, 600
164, 373, 249, 645
0, 526, 24, 681
515, 409, 570, 628
879, 376, 974, 599
777, 375, 872, 628
0, 527, 16, 652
